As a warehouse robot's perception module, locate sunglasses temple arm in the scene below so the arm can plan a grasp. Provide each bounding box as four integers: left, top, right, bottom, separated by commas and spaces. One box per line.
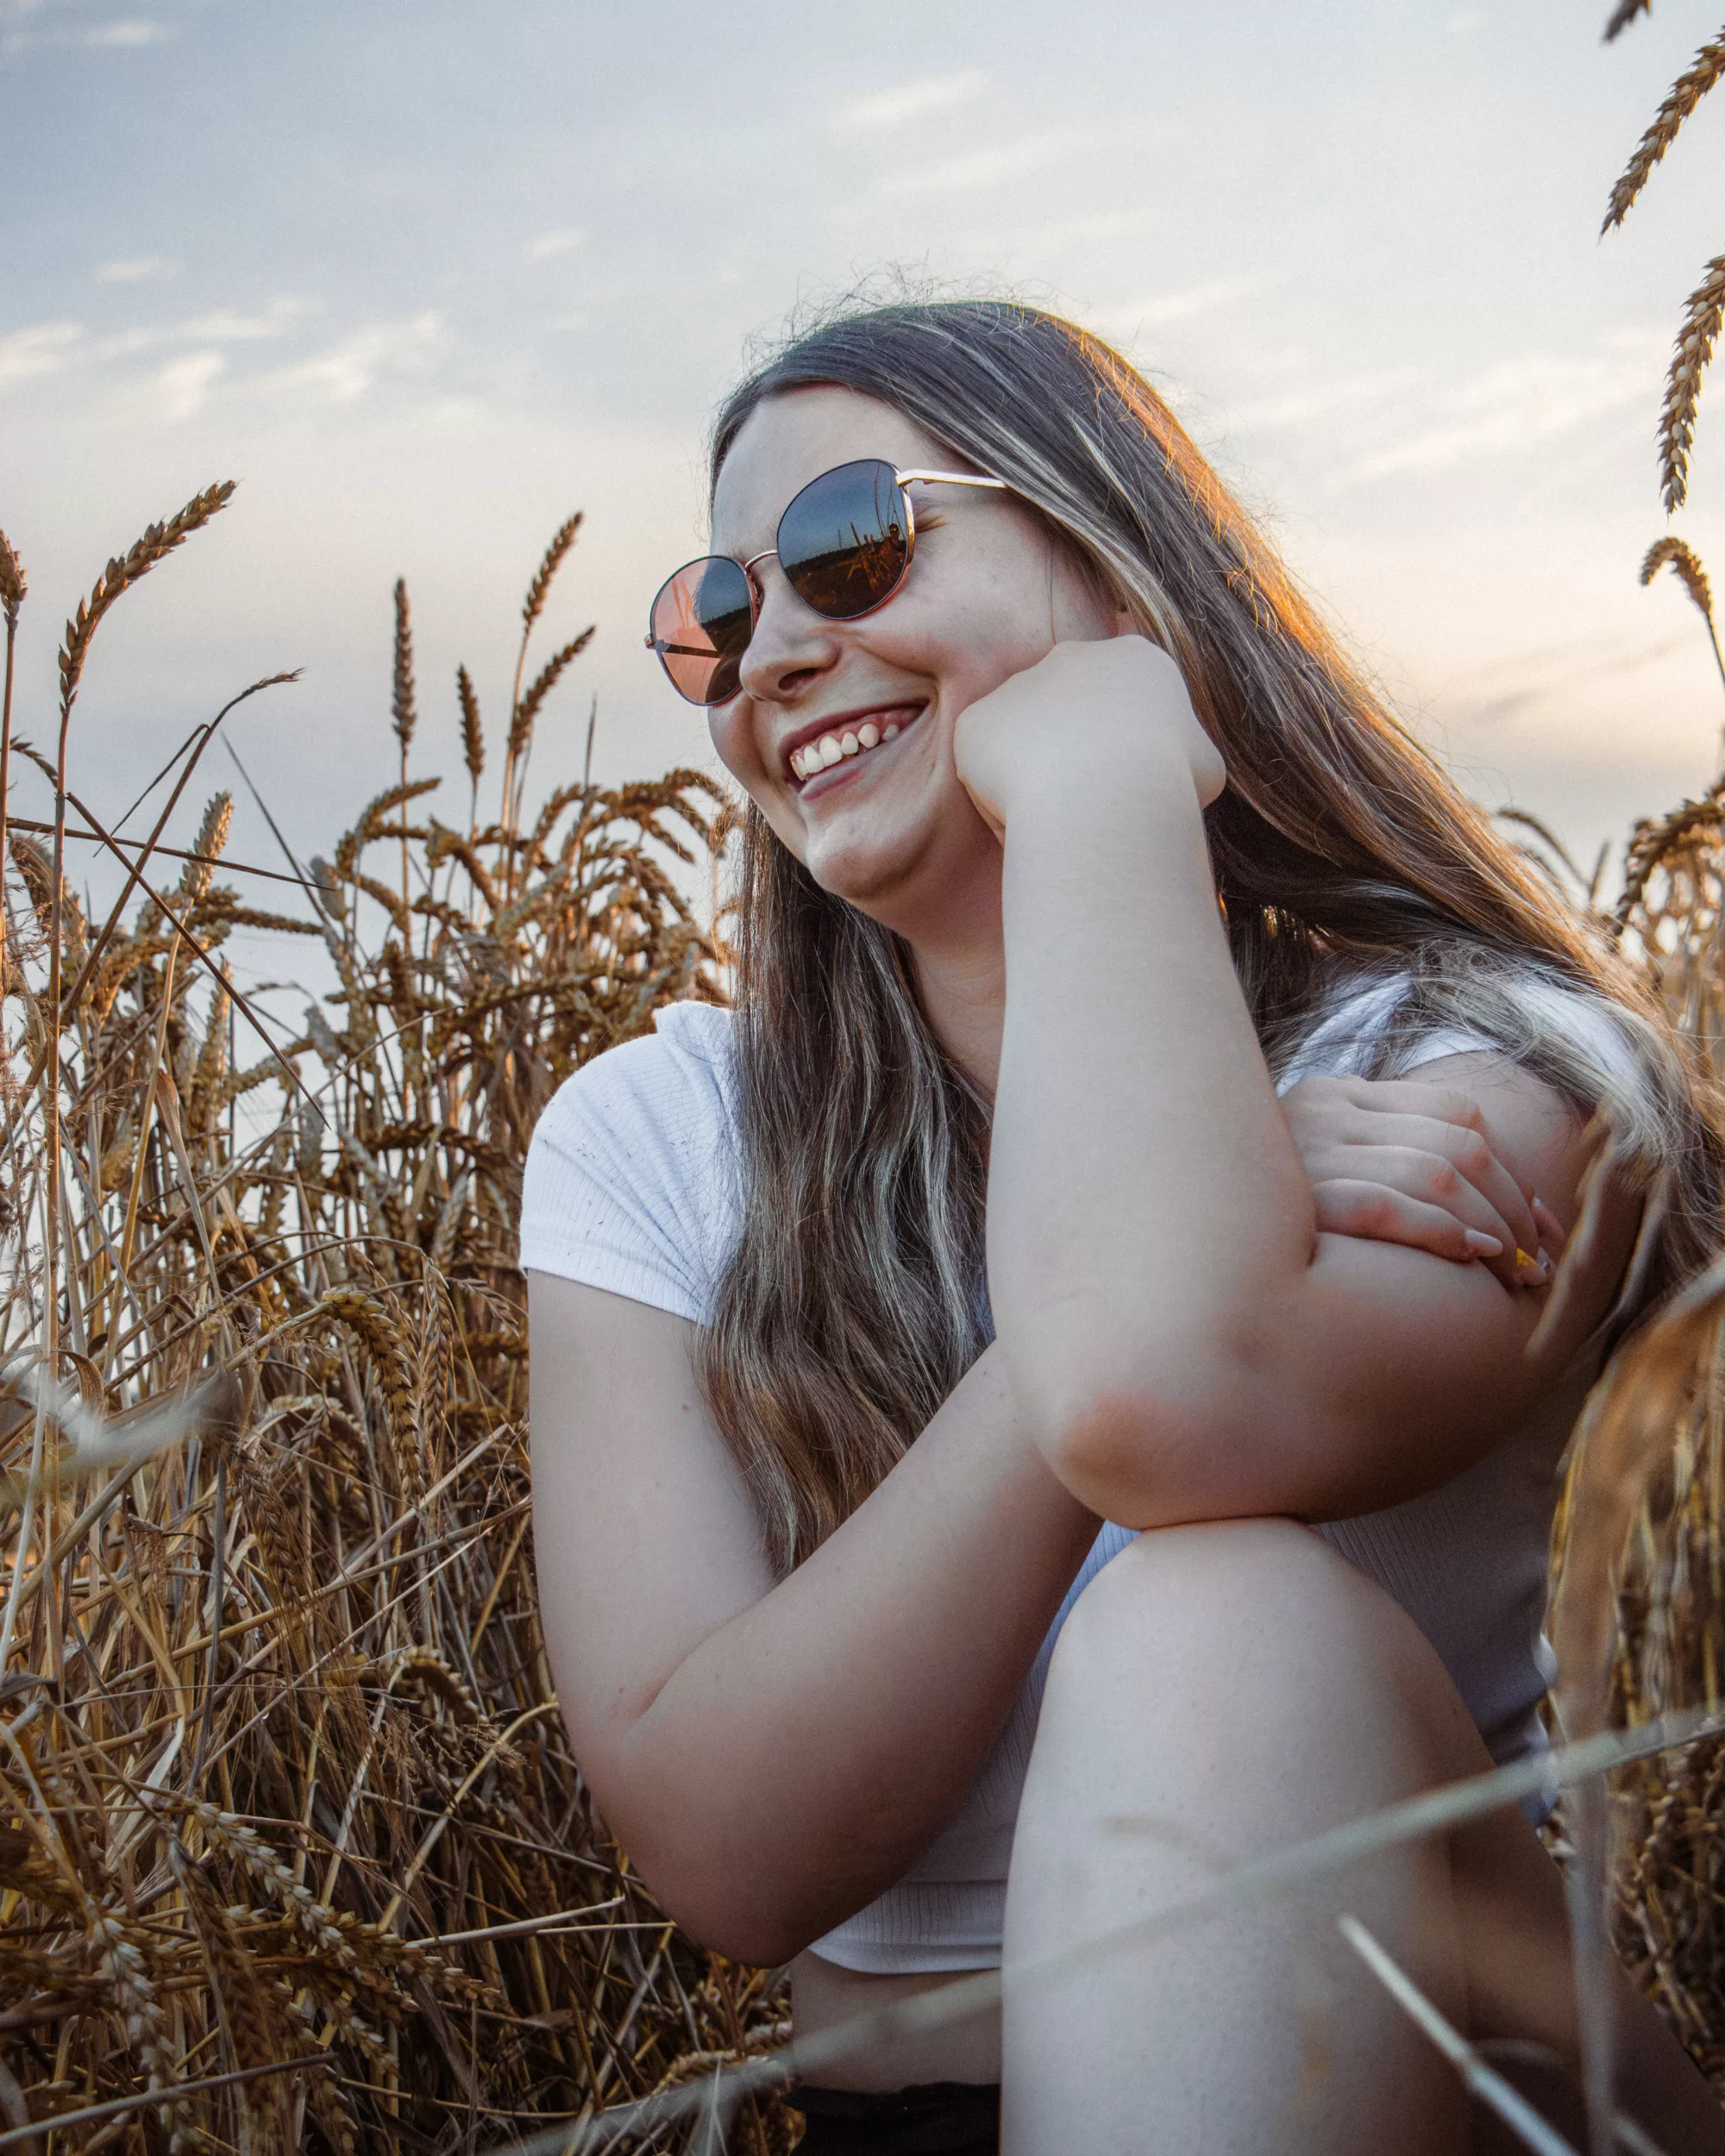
894, 469, 1011, 491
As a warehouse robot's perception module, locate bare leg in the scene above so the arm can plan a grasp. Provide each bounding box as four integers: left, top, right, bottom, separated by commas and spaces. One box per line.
1000, 1518, 1725, 2155
1003, 1519, 1483, 2156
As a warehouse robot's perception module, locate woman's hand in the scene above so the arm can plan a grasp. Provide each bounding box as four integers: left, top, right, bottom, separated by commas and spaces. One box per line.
954, 637, 1226, 838
1282, 1073, 1563, 1294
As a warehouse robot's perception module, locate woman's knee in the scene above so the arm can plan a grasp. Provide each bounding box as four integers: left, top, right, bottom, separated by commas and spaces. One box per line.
1041, 1517, 1473, 1779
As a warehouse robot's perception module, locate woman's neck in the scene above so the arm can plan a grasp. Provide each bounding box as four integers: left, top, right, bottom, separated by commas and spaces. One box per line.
911, 931, 1009, 1100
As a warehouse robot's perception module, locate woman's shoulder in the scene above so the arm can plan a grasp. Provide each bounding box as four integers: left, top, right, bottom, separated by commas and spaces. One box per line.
532, 1001, 736, 1150
519, 1001, 740, 1321
1276, 951, 1651, 1104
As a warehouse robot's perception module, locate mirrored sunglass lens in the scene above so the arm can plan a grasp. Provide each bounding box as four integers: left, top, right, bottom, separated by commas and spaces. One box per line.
650, 557, 754, 704
778, 460, 909, 619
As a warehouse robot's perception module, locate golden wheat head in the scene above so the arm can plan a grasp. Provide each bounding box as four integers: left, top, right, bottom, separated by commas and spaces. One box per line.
1604, 0, 1653, 40
1641, 534, 1716, 618
1603, 29, 1725, 233
508, 624, 594, 761
0, 526, 24, 630
1659, 254, 1725, 512
457, 662, 483, 783
521, 510, 582, 634
391, 577, 417, 752
58, 480, 235, 718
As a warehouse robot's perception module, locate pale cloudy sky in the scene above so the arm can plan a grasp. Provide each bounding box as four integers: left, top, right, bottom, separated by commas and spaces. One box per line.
6, 0, 1725, 922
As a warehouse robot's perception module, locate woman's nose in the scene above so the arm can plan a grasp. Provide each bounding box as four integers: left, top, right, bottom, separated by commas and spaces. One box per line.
737, 561, 839, 702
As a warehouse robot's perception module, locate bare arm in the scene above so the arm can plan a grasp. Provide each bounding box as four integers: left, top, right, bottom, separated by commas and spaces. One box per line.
963, 639, 1636, 1526
528, 1278, 1096, 1963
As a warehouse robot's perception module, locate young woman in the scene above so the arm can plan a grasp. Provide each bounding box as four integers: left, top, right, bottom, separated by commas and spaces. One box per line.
524, 302, 1725, 2153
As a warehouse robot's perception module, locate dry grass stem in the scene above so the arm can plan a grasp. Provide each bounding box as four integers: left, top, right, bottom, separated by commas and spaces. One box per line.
1338, 1916, 1583, 2156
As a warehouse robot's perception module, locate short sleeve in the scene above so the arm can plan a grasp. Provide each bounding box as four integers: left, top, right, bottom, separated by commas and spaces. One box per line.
518, 1002, 741, 1324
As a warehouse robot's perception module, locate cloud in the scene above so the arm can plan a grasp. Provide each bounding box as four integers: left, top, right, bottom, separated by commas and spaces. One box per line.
1332, 341, 1660, 487
0, 321, 83, 392
84, 16, 172, 45
263, 311, 444, 402
179, 298, 311, 341
834, 70, 988, 134
157, 349, 223, 421
524, 228, 585, 262
1226, 367, 1427, 435
95, 254, 180, 283
1442, 631, 1685, 732
91, 296, 311, 362
1085, 279, 1266, 343
874, 128, 1089, 198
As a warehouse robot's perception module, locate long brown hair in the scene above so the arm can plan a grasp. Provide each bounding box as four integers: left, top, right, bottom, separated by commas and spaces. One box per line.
695, 299, 1722, 1571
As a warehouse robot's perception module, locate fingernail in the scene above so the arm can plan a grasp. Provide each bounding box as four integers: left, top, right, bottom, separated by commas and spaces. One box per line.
1515, 1245, 1554, 1283
1465, 1230, 1503, 1257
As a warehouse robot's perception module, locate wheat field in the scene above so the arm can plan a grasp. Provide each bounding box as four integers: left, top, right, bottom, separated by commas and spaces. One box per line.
0, 479, 1722, 2154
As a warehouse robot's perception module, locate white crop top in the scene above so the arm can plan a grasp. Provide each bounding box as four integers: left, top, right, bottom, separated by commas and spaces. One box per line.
520, 979, 1639, 1975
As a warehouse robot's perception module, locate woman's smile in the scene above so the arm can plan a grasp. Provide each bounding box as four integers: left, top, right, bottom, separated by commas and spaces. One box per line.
786, 702, 926, 791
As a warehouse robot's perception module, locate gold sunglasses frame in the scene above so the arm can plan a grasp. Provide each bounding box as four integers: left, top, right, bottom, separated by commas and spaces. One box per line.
644, 463, 1010, 699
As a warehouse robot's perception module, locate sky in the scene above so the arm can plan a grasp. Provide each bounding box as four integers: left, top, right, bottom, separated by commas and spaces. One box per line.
7, 0, 1725, 943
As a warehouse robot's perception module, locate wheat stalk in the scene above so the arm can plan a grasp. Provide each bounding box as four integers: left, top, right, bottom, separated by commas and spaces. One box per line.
502, 511, 586, 873
1603, 28, 1725, 233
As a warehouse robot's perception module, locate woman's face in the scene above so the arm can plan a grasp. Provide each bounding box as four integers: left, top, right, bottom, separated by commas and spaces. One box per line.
706, 385, 1122, 945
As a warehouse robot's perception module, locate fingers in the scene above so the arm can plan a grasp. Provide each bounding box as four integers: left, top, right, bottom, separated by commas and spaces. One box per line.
1310, 1180, 1507, 1267
1309, 1175, 1551, 1290
1282, 1078, 1546, 1274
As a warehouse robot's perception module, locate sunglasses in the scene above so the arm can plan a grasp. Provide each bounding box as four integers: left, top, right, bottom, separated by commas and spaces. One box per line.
644, 457, 1009, 706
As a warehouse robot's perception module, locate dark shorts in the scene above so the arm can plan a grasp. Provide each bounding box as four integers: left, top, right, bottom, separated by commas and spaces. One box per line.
790, 2082, 1000, 2154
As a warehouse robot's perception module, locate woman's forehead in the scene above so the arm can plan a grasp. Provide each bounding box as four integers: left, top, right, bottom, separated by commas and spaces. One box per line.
711, 387, 944, 548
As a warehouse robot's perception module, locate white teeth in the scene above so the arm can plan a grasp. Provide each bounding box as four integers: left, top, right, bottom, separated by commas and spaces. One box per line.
791, 715, 913, 782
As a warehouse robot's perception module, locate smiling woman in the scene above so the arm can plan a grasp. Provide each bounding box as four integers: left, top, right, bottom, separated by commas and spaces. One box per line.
522, 302, 1725, 2153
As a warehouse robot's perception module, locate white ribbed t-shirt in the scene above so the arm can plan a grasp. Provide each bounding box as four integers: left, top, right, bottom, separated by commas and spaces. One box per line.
519, 982, 1618, 1974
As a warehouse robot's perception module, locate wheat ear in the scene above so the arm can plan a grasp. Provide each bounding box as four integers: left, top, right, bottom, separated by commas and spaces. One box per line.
59, 480, 235, 722
521, 510, 582, 634
1659, 254, 1725, 511
0, 527, 23, 632
0, 528, 22, 997
392, 579, 417, 923
1604, 0, 1653, 40
1603, 29, 1725, 232
502, 511, 585, 862
391, 579, 417, 752
458, 664, 483, 785
1641, 533, 1714, 614
1643, 536, 1725, 745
